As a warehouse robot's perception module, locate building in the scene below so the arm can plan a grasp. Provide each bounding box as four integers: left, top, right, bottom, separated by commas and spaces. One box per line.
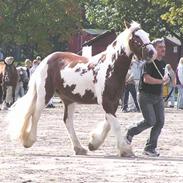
164, 36, 183, 70
68, 29, 116, 56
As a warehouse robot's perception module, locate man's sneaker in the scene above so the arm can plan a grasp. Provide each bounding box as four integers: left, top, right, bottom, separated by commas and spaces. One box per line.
125, 133, 133, 145
122, 108, 129, 113
143, 149, 160, 157
46, 104, 55, 108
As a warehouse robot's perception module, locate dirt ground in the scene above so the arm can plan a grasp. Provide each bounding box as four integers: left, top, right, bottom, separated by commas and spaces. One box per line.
0, 99, 183, 183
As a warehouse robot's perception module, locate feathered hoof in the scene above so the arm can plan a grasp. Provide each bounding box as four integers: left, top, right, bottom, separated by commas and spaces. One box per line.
119, 150, 135, 157
74, 146, 87, 155
88, 143, 98, 151
21, 135, 36, 148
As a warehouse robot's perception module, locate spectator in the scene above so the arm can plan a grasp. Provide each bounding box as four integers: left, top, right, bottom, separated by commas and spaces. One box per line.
24, 59, 32, 93
30, 59, 39, 76
176, 57, 183, 109
164, 64, 176, 107
36, 56, 42, 64
122, 65, 140, 112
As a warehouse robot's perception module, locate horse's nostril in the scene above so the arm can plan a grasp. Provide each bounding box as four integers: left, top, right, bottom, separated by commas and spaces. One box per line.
149, 50, 154, 57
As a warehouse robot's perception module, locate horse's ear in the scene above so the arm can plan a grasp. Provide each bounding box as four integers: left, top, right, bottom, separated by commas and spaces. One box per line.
124, 20, 131, 29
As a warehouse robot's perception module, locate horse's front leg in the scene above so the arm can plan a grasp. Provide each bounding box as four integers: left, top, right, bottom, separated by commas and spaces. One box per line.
103, 100, 134, 157
105, 113, 134, 157
63, 102, 87, 155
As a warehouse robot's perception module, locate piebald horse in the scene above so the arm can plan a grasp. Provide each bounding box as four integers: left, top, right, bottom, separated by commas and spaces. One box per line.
8, 21, 157, 157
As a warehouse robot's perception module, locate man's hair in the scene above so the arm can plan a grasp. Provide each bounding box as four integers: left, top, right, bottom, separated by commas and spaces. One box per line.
152, 38, 165, 47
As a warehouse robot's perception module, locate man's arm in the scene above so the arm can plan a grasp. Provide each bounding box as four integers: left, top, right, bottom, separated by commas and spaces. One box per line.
143, 74, 168, 85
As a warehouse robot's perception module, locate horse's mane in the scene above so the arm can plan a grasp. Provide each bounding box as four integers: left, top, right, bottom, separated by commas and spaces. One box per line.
105, 21, 140, 60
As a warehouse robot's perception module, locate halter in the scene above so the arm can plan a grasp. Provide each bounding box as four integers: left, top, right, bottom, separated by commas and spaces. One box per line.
131, 28, 153, 60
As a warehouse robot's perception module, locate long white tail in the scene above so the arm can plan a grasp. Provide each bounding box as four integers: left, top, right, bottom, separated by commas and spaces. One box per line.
8, 58, 49, 147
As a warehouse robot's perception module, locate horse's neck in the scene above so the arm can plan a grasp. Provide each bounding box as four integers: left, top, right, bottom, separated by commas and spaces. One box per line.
105, 35, 132, 86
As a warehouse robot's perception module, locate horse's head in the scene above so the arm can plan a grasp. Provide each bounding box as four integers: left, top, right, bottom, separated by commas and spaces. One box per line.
125, 21, 157, 62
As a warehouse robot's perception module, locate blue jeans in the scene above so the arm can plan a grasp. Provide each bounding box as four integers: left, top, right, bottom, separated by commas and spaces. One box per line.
122, 84, 140, 111
177, 85, 183, 109
127, 92, 164, 150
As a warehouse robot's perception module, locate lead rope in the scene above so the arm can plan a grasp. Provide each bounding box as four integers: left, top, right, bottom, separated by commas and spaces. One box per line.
152, 60, 164, 79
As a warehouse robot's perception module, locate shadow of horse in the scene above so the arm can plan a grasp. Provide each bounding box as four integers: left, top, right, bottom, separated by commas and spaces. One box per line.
0, 60, 18, 109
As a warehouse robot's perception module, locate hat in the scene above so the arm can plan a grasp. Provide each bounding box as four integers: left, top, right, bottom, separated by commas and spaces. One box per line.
152, 38, 165, 47
4, 56, 14, 65
36, 56, 41, 61
25, 59, 32, 67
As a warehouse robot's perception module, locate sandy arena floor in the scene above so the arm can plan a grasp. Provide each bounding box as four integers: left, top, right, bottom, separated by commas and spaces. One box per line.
0, 100, 183, 183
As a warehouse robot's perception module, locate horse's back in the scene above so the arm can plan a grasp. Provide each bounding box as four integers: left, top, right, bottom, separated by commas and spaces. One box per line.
46, 51, 89, 66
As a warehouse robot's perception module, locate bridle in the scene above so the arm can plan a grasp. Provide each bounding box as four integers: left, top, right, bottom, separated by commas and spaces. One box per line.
130, 28, 153, 60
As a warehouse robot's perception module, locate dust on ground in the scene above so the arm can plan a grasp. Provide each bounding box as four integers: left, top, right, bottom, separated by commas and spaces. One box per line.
0, 100, 183, 183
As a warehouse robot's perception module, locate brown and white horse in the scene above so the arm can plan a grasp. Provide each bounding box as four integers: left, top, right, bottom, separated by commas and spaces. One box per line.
8, 21, 157, 157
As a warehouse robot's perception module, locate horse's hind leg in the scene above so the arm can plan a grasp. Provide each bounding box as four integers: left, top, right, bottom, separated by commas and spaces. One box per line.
88, 120, 111, 151
63, 102, 87, 155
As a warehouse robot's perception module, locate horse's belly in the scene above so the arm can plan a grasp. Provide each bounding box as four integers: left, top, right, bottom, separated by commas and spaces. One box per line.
60, 67, 97, 103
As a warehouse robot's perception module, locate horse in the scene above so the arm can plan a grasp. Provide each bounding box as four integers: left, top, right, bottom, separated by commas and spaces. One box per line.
8, 21, 157, 157
0, 57, 18, 109
15, 66, 29, 100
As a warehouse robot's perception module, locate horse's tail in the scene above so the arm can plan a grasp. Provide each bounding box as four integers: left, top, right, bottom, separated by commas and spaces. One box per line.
8, 57, 50, 147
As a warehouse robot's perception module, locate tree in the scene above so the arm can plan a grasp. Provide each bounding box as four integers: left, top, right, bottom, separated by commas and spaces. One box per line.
152, 0, 183, 55
81, 0, 182, 44
0, 0, 82, 56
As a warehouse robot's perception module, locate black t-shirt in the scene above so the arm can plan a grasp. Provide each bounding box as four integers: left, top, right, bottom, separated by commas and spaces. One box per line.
139, 59, 166, 95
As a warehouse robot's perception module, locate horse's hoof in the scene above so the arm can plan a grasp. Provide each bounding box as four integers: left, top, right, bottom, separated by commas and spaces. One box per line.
120, 150, 135, 157
74, 147, 87, 155
88, 143, 97, 151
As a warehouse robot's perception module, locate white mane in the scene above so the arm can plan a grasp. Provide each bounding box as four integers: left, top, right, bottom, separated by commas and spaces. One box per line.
105, 21, 141, 60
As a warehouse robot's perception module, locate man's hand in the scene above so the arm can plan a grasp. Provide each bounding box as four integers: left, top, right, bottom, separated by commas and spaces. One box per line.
162, 75, 170, 85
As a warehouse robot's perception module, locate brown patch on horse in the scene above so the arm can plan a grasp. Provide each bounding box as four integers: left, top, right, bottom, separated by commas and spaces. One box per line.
98, 54, 106, 63
102, 54, 132, 115
112, 40, 117, 48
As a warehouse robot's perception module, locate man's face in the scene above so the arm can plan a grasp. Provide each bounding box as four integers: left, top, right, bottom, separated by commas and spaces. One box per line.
155, 42, 166, 58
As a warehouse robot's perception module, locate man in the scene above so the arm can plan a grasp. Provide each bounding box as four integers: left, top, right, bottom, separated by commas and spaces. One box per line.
164, 64, 176, 107
24, 59, 32, 93
126, 38, 169, 157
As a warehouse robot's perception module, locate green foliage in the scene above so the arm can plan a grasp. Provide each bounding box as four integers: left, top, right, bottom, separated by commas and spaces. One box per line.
81, 0, 183, 41
0, 0, 82, 55
152, 0, 183, 40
